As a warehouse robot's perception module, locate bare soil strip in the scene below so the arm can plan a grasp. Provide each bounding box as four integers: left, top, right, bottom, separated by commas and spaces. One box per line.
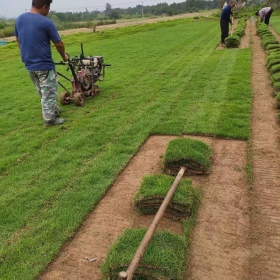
41, 18, 280, 280
240, 19, 251, 49
186, 139, 250, 280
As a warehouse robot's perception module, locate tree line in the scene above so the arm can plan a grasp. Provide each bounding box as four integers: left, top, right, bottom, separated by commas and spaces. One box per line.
45, 0, 277, 23
48, 1, 216, 23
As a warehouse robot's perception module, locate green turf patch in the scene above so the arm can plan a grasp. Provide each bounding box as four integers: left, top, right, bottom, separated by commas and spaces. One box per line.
164, 138, 211, 176
225, 17, 246, 48
273, 82, 280, 92
271, 72, 280, 83
269, 63, 280, 75
266, 44, 280, 51
102, 228, 186, 280
266, 58, 280, 70
225, 35, 240, 48
276, 93, 280, 110
133, 174, 198, 221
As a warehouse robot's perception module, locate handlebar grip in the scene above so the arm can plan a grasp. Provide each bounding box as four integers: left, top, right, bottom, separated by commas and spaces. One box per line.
55, 61, 67, 65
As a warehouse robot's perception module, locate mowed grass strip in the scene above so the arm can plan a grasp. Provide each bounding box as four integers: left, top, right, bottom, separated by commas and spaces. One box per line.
0, 18, 252, 279
164, 138, 211, 175
102, 229, 187, 280
270, 14, 280, 36
133, 174, 197, 220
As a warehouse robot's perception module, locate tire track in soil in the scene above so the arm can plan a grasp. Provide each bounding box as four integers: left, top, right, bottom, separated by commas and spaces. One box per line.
249, 22, 280, 280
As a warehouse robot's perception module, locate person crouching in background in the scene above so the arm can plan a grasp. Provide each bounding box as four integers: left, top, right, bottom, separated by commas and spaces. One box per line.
255, 7, 273, 26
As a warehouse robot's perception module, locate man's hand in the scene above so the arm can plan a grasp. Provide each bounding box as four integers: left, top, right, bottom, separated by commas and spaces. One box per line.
63, 53, 69, 62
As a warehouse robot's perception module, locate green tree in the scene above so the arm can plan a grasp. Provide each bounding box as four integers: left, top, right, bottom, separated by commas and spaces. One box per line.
109, 10, 120, 19
105, 3, 112, 16
266, 0, 280, 7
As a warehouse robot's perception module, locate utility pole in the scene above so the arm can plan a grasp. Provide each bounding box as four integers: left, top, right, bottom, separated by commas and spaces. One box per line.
142, 1, 144, 17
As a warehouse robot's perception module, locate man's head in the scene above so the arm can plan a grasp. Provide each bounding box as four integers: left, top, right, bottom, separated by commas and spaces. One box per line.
255, 11, 259, 16
32, 0, 52, 15
229, 0, 236, 8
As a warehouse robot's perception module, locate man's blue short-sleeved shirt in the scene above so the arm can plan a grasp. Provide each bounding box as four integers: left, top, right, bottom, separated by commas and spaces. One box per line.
221, 5, 232, 23
15, 13, 61, 71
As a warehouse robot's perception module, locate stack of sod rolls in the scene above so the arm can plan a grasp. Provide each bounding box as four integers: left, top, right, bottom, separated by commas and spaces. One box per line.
256, 21, 280, 123
257, 22, 280, 91
102, 229, 186, 280
133, 174, 198, 221
164, 138, 211, 176
225, 35, 240, 48
225, 17, 247, 48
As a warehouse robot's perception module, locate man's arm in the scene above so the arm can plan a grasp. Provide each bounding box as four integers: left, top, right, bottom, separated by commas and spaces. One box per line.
53, 40, 69, 62
16, 37, 20, 49
259, 9, 265, 22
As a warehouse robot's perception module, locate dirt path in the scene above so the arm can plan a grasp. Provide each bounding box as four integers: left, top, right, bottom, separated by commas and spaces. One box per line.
40, 19, 280, 280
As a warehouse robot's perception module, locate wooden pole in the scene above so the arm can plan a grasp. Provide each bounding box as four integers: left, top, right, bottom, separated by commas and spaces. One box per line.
118, 271, 128, 280
118, 166, 186, 280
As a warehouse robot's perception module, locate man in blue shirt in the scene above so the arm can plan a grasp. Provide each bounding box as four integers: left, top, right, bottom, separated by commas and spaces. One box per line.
15, 0, 69, 127
220, 0, 236, 47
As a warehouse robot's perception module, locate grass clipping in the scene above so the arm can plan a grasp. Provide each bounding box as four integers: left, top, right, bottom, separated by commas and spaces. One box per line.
102, 228, 186, 280
164, 138, 211, 176
133, 174, 197, 221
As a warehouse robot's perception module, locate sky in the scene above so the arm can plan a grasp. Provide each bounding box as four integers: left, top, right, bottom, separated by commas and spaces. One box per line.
0, 0, 184, 19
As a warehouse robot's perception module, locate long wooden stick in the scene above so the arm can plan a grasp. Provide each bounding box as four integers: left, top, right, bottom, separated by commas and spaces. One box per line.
118, 166, 186, 280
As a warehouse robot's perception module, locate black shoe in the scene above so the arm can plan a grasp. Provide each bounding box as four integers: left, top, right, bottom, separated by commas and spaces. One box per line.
44, 118, 65, 127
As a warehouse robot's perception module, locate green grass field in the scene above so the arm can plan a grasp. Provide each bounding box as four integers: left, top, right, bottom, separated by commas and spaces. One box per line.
0, 17, 252, 279
271, 14, 280, 35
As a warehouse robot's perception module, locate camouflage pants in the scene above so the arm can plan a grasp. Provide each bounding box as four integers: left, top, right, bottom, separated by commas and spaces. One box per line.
28, 70, 59, 122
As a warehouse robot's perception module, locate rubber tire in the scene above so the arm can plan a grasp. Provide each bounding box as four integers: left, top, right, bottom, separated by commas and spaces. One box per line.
59, 92, 71, 105
93, 85, 101, 95
73, 92, 84, 106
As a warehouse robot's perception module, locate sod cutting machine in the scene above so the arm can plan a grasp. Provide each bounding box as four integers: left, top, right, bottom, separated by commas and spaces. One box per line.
56, 43, 111, 106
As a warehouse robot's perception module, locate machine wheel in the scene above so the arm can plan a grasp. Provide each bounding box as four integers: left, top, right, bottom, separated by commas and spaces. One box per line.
73, 92, 84, 106
59, 92, 71, 105
93, 85, 101, 95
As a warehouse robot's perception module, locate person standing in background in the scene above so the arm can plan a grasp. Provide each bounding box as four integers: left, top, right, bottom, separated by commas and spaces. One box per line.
255, 7, 273, 25
14, 0, 69, 127
220, 0, 236, 47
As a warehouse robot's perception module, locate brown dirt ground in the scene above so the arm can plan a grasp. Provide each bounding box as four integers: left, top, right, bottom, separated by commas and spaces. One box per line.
40, 17, 280, 280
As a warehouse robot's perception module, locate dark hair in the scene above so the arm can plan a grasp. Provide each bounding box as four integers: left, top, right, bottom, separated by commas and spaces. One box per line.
255, 11, 259, 16
32, 0, 52, 8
